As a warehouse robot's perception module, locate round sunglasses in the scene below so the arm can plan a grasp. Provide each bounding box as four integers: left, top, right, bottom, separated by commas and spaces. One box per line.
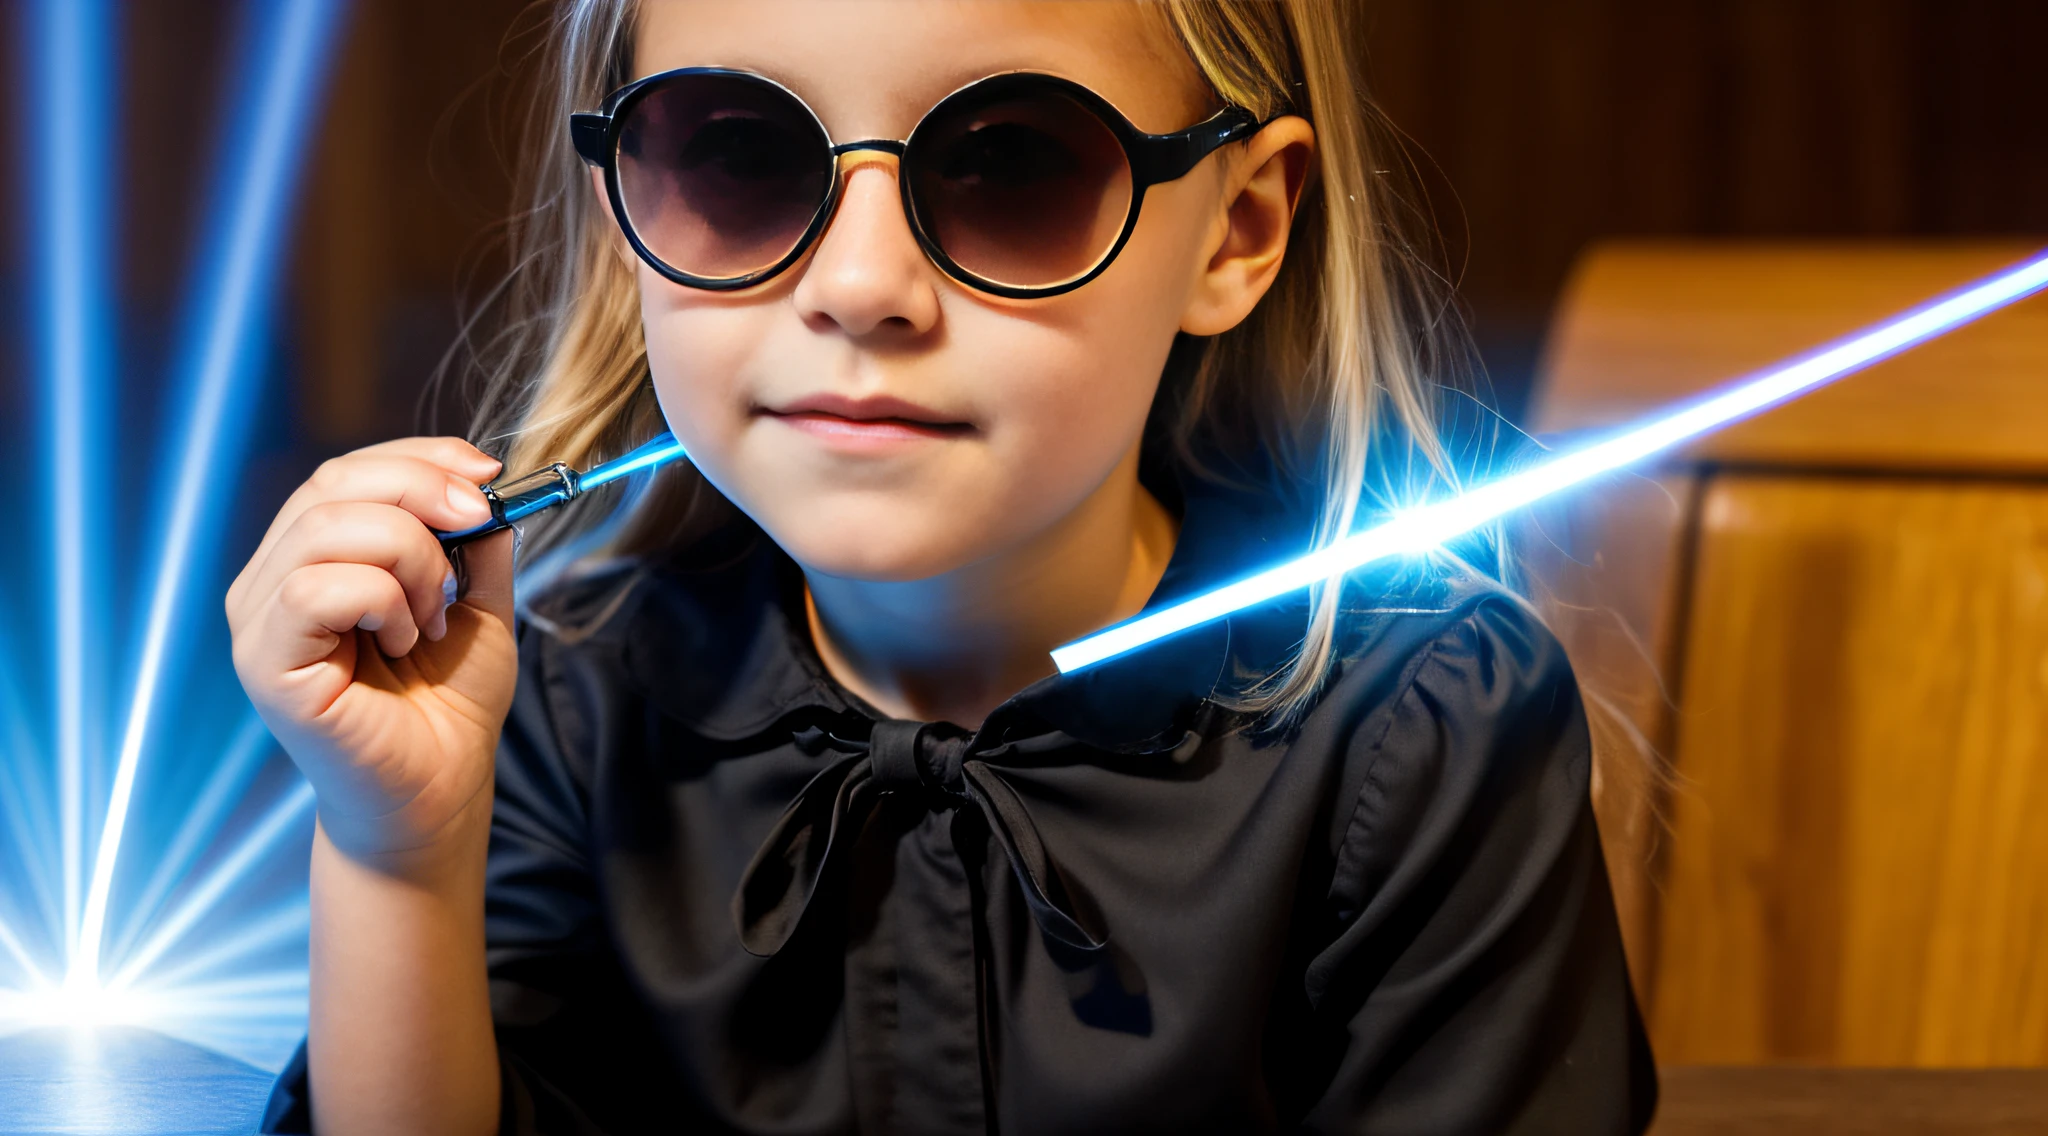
570, 68, 1265, 299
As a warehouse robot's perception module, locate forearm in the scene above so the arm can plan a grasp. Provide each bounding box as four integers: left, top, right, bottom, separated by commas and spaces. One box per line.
308, 787, 501, 1136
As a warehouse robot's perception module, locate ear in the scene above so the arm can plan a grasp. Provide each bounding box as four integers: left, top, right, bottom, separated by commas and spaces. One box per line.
1179, 116, 1315, 337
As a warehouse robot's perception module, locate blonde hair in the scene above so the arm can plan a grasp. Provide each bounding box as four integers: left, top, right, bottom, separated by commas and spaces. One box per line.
465, 0, 1483, 726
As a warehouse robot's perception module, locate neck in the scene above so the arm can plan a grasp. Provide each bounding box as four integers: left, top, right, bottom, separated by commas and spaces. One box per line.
803, 448, 1177, 728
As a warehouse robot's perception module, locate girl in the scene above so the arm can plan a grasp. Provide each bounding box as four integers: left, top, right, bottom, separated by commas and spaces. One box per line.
232, 1, 1655, 1132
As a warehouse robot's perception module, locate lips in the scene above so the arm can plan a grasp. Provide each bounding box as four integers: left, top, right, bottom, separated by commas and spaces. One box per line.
758, 392, 974, 443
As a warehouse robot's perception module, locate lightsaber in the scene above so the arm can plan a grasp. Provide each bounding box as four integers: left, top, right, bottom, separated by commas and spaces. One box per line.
437, 432, 691, 547
1051, 248, 2048, 672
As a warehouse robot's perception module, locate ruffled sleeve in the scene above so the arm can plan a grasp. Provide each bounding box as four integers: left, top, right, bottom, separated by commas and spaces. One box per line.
1300, 597, 1658, 1134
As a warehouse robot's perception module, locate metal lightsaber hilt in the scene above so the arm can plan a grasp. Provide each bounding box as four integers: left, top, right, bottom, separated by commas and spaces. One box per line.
435, 432, 690, 552
437, 462, 583, 550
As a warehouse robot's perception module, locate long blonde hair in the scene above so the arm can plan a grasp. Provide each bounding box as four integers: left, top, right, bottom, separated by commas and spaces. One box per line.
464, 0, 1483, 726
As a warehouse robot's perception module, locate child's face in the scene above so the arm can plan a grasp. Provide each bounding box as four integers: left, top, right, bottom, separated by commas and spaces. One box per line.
629, 0, 1244, 583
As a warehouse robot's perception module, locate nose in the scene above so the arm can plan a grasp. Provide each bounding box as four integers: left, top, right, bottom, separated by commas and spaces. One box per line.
791, 151, 942, 339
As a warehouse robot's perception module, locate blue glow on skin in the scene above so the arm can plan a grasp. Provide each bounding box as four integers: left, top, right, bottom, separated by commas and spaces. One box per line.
72, 0, 346, 993
1053, 248, 2048, 673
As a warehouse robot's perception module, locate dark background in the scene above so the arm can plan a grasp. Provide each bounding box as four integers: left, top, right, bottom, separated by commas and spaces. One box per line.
120, 0, 2048, 460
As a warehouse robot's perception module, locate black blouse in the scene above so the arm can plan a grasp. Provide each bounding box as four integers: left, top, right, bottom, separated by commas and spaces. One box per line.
263, 469, 1656, 1135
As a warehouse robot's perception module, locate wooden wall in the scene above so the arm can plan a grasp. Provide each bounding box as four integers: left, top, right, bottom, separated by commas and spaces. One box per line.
1360, 0, 2048, 416
1531, 242, 2048, 1066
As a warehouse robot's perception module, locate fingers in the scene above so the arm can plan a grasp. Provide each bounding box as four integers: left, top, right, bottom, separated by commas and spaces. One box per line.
238, 501, 459, 648
233, 440, 500, 609
449, 528, 517, 631
347, 435, 503, 481
234, 562, 412, 703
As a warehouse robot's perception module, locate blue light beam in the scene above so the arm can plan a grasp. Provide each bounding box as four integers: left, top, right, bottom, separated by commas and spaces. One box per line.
0, 918, 49, 990
1053, 249, 2048, 673
0, 643, 63, 963
72, 0, 347, 990
124, 901, 309, 994
104, 714, 277, 969
24, 0, 114, 973
108, 783, 314, 991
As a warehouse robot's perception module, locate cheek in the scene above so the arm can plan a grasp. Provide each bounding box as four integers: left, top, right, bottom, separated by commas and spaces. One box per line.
632, 239, 1191, 584
638, 273, 771, 471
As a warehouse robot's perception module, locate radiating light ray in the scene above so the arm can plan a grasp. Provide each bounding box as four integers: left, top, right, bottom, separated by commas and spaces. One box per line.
24, 0, 114, 973
0, 657, 63, 952
109, 783, 314, 990
73, 0, 347, 990
0, 918, 49, 989
151, 970, 310, 1002
126, 900, 309, 994
1053, 248, 2048, 672
106, 714, 277, 967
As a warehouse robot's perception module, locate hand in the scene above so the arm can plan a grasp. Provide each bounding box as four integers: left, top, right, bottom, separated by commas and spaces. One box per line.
228, 437, 516, 869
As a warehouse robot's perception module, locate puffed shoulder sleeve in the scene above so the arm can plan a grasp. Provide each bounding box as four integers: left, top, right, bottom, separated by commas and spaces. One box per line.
1299, 598, 1658, 1135
485, 619, 675, 1133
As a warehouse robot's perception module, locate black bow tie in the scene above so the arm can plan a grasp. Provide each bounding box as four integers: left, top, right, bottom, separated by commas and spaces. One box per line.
732, 715, 1109, 957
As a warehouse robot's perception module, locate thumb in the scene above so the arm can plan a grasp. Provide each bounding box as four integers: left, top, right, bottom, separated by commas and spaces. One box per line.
451, 527, 517, 628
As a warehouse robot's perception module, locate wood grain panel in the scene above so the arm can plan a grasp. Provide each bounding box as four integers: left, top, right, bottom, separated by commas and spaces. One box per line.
1651, 474, 2048, 1066
1648, 1066, 2048, 1136
1531, 242, 2048, 472
1520, 470, 1698, 999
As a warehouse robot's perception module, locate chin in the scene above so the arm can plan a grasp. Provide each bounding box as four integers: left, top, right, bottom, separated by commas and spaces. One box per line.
759, 507, 990, 584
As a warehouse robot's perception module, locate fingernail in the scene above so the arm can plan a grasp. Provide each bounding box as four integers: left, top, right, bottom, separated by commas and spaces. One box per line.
447, 478, 486, 520
357, 612, 384, 632
424, 607, 449, 642
442, 570, 459, 609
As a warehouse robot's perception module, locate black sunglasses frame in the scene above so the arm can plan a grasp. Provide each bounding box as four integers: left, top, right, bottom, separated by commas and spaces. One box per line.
571, 67, 1264, 299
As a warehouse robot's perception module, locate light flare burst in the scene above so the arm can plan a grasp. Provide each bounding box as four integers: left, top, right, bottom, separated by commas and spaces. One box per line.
0, 0, 349, 1073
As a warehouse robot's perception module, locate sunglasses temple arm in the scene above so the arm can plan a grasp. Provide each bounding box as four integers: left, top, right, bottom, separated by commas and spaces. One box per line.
570, 112, 611, 166
1135, 107, 1265, 184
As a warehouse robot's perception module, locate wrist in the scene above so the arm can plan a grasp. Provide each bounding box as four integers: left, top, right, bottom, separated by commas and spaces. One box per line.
314, 774, 495, 889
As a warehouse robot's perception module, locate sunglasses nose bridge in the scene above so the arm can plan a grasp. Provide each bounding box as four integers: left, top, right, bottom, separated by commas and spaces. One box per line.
831, 139, 907, 178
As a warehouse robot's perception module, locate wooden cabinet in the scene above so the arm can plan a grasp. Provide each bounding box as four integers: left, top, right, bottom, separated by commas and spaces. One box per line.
1527, 242, 2048, 1066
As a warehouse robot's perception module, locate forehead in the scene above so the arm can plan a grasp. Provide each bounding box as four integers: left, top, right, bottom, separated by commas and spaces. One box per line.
631, 0, 1211, 136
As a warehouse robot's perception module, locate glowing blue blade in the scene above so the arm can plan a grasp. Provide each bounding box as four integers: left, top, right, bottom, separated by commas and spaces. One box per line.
579, 431, 691, 490
1053, 248, 2048, 674
73, 0, 346, 990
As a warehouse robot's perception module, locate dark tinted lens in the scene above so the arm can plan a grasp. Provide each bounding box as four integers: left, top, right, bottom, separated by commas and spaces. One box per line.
615, 73, 832, 281
907, 88, 1133, 289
